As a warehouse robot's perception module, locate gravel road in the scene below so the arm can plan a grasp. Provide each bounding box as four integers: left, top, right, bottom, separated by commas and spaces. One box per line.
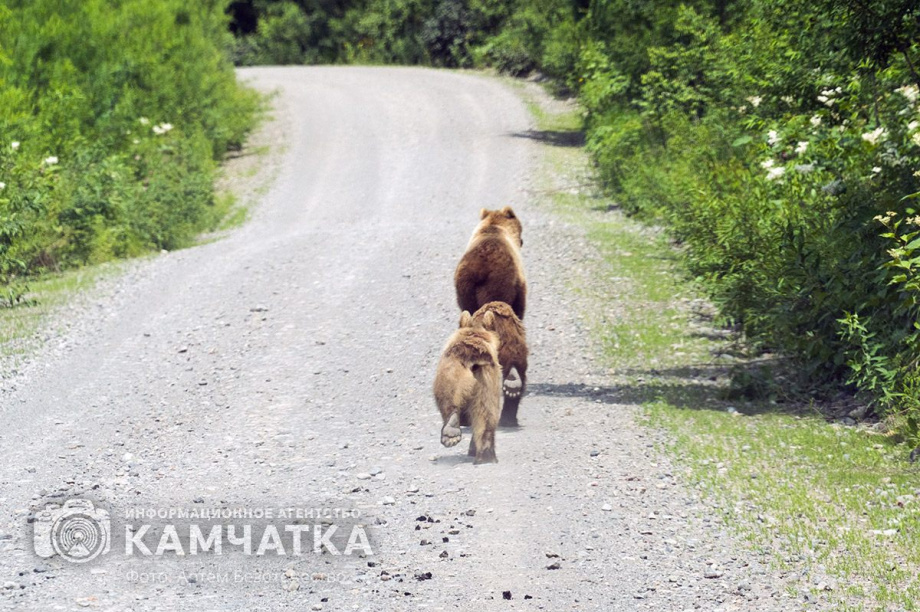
0, 67, 801, 611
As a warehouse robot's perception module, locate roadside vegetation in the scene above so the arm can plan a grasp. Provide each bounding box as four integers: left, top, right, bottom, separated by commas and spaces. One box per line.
0, 1, 259, 307
233, 0, 920, 431
520, 82, 920, 612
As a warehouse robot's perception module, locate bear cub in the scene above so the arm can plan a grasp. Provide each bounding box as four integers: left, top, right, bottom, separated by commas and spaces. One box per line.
433, 311, 502, 464
471, 301, 528, 427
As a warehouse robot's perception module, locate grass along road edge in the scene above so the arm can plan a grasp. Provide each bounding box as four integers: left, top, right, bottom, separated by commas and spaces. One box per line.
514, 77, 920, 611
0, 98, 281, 367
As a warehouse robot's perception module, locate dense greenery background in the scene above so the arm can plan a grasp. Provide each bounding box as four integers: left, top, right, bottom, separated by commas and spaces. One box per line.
231, 0, 920, 424
0, 0, 258, 303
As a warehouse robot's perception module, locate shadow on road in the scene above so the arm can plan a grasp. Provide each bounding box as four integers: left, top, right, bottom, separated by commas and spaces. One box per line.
508, 129, 585, 148
527, 361, 818, 417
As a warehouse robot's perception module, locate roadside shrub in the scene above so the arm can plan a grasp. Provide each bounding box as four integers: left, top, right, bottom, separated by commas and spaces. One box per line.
0, 0, 258, 289
574, 0, 920, 423
420, 0, 474, 67
473, 27, 535, 76
252, 1, 313, 64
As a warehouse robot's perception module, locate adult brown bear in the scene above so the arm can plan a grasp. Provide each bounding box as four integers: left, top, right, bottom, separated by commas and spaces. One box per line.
471, 301, 528, 428
433, 311, 502, 464
454, 207, 526, 320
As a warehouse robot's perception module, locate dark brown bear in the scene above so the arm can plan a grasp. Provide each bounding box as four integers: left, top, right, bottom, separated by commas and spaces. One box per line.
454, 207, 526, 320
433, 311, 502, 464
471, 301, 528, 428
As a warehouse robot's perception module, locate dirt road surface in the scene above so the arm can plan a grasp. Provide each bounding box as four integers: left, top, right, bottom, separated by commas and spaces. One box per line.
0, 67, 797, 611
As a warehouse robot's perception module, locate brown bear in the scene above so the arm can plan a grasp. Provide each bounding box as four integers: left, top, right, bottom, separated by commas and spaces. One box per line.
471, 301, 528, 428
454, 207, 526, 321
433, 311, 502, 464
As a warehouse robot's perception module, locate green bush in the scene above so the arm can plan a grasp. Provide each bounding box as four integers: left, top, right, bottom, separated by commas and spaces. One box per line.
0, 0, 258, 294
473, 27, 535, 76
574, 0, 920, 422
229, 0, 584, 74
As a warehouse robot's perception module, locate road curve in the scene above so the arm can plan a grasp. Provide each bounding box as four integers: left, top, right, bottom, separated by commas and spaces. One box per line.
0, 67, 789, 611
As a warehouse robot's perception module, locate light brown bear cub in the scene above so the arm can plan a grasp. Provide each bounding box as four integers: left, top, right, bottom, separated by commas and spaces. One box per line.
433, 311, 502, 464
454, 207, 526, 321
471, 301, 528, 428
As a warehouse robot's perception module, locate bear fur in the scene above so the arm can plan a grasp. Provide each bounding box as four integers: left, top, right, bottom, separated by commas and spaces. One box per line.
471, 301, 528, 427
454, 207, 526, 321
433, 311, 502, 464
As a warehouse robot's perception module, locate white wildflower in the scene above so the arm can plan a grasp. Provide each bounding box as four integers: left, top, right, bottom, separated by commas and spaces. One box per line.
913, 132, 920, 147
810, 115, 822, 128
795, 163, 815, 174
43, 156, 58, 165
747, 96, 762, 108
817, 89, 838, 107
139, 117, 150, 125
761, 158, 775, 170
862, 127, 887, 145
10, 141, 19, 151
767, 130, 781, 146
795, 141, 809, 154
781, 96, 794, 104
152, 123, 173, 136
872, 166, 882, 174
766, 166, 786, 181
0, 182, 5, 190
897, 84, 919, 104
132, 139, 140, 145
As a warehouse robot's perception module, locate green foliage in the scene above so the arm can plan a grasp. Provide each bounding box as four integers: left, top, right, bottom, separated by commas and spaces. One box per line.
571, 0, 920, 424
251, 2, 316, 64
230, 0, 585, 72
420, 0, 474, 67
0, 0, 258, 292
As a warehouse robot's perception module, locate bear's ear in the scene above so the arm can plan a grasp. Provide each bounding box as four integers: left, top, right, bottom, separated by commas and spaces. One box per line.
502, 206, 516, 219
479, 208, 489, 220
459, 311, 472, 328
482, 311, 495, 329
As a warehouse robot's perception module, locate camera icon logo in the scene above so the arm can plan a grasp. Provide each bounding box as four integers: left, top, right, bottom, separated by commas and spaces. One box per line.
33, 499, 111, 563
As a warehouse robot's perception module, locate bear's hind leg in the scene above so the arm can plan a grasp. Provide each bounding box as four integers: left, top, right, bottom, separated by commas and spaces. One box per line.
471, 396, 499, 464
441, 411, 462, 447
499, 396, 521, 428
499, 366, 526, 427
473, 430, 497, 464
503, 366, 523, 398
